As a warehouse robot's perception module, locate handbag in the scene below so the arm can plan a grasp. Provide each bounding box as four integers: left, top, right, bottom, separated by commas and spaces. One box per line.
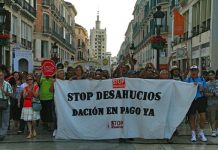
0, 84, 9, 110
0, 99, 8, 110
32, 97, 42, 111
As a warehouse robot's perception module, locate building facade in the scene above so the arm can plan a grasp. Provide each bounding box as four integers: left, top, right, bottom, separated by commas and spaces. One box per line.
118, 0, 170, 71
34, 0, 77, 70
3, 0, 36, 72
133, 0, 169, 70
118, 0, 218, 72
117, 20, 134, 65
90, 13, 107, 61
75, 23, 89, 61
171, 0, 217, 72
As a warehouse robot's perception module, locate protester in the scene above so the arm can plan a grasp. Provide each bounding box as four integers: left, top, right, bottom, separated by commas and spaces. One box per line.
139, 63, 159, 79
20, 74, 40, 139
65, 66, 75, 80
0, 69, 13, 141
50, 69, 65, 137
186, 65, 207, 142
94, 69, 104, 80
39, 76, 54, 131
169, 66, 183, 137
159, 69, 169, 79
72, 65, 85, 80
170, 66, 183, 81
216, 70, 218, 80
11, 72, 22, 130
102, 70, 110, 79
127, 70, 136, 78
202, 70, 209, 82
56, 63, 64, 70
17, 72, 28, 134
117, 64, 129, 78
205, 70, 218, 137
87, 71, 95, 80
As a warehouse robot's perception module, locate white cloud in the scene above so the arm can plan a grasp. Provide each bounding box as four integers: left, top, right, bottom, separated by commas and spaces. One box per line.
66, 0, 136, 56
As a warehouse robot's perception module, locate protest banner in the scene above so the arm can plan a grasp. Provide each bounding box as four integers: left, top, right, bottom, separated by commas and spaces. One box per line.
54, 78, 197, 140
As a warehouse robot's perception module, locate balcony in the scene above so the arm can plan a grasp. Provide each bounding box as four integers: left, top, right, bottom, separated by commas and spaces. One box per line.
133, 23, 140, 36
14, 0, 22, 6
51, 4, 61, 18
42, 26, 51, 34
179, 0, 188, 7
51, 30, 75, 52
42, 0, 50, 7
14, 0, 36, 17
23, 0, 36, 16
135, 32, 153, 52
157, 0, 168, 4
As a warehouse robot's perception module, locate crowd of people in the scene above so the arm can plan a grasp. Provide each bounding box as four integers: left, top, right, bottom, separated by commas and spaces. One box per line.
0, 62, 218, 143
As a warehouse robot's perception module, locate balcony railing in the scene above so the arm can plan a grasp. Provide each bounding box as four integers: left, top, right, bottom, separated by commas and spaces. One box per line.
23, 0, 36, 16
51, 4, 61, 18
42, 0, 50, 6
14, 0, 22, 6
42, 26, 51, 34
157, 0, 168, 4
51, 29, 75, 52
14, 0, 36, 17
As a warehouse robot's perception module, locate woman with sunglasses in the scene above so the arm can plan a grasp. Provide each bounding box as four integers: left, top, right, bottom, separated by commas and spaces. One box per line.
20, 74, 40, 139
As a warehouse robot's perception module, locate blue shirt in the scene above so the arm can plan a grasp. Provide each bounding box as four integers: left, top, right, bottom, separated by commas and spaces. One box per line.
206, 80, 218, 106
185, 76, 207, 99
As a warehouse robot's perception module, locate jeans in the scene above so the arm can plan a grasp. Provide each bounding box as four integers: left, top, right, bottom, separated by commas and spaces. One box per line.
0, 107, 10, 136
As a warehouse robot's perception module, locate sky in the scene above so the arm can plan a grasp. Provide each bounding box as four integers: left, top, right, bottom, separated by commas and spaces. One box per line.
66, 0, 137, 57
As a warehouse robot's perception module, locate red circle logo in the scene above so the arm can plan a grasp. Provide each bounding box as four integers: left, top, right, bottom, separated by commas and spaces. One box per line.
41, 59, 56, 77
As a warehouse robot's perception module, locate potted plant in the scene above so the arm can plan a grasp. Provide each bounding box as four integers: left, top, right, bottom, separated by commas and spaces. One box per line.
150, 35, 167, 49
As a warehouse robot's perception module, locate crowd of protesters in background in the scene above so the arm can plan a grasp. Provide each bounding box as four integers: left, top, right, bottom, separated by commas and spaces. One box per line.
0, 62, 218, 143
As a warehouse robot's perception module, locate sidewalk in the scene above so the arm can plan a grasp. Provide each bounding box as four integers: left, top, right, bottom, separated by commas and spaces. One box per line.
1, 120, 218, 144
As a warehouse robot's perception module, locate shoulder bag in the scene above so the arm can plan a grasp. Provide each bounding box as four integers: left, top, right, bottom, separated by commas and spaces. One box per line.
32, 97, 42, 111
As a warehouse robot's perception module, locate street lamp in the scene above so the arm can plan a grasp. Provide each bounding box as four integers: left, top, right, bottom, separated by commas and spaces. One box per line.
51, 42, 59, 64
71, 55, 74, 61
153, 5, 165, 71
0, 3, 6, 32
129, 42, 137, 70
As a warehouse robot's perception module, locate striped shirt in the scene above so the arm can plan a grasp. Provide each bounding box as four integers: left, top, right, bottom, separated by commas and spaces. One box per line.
0, 80, 13, 100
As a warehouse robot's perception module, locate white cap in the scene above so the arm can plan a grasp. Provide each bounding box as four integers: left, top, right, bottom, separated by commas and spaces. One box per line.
190, 65, 198, 70
170, 66, 179, 71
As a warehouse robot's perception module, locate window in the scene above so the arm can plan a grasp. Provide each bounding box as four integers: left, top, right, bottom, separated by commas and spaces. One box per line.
12, 16, 17, 43
43, 13, 49, 33
192, 2, 200, 35
21, 21, 32, 48
12, 16, 17, 35
64, 28, 66, 39
27, 25, 32, 48
41, 40, 49, 58
78, 39, 81, 47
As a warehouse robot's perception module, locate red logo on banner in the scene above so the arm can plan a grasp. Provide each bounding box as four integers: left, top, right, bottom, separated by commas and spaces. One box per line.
112, 79, 126, 88
111, 121, 124, 128
41, 59, 56, 77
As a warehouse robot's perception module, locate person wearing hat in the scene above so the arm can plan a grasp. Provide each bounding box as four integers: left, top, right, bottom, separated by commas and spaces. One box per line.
56, 63, 64, 70
159, 69, 169, 79
170, 66, 183, 81
127, 70, 136, 78
186, 65, 208, 142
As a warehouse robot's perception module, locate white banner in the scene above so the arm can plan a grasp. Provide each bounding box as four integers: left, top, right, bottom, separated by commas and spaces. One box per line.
54, 78, 197, 140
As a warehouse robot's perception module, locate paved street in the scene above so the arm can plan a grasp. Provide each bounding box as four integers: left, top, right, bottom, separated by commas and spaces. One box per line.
0, 121, 218, 150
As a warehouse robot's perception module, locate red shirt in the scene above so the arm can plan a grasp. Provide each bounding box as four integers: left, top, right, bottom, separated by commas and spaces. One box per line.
23, 85, 39, 108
